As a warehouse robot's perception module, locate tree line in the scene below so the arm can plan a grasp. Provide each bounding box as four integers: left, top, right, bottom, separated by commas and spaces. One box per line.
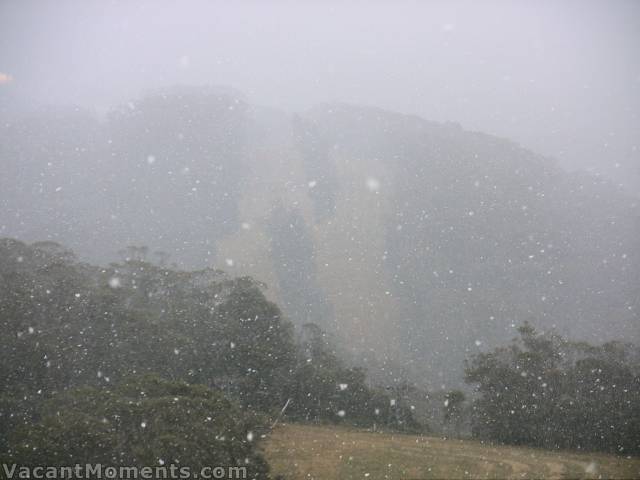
0, 238, 419, 477
464, 322, 640, 455
1, 237, 638, 475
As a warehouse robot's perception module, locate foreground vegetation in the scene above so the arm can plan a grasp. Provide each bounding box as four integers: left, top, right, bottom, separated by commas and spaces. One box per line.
0, 239, 418, 473
1, 238, 639, 475
264, 423, 640, 480
464, 323, 640, 454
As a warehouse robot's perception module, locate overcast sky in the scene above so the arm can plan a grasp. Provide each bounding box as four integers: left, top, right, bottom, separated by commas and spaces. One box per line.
1, 0, 639, 191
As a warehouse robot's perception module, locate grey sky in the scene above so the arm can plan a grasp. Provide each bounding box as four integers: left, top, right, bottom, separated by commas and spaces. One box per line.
1, 0, 639, 190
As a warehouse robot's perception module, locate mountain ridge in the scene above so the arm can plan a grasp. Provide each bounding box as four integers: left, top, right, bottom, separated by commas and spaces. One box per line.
1, 87, 637, 387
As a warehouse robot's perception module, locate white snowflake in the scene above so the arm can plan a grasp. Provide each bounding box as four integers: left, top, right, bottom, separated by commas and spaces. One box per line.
365, 177, 380, 192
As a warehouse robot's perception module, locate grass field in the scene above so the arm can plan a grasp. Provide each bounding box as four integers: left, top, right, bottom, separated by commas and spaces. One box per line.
263, 423, 640, 479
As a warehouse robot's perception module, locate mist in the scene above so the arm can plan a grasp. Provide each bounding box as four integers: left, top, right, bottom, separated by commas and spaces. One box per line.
2, 0, 639, 190
1, 2, 640, 474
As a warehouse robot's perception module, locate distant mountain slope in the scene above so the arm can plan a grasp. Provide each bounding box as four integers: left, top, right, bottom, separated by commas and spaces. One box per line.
1, 88, 637, 386
289, 104, 639, 383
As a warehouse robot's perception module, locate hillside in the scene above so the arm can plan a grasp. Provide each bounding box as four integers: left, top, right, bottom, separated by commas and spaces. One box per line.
1, 88, 638, 387
264, 424, 640, 479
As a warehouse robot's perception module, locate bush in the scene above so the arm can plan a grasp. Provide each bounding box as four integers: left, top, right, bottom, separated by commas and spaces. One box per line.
4, 375, 270, 477
465, 322, 640, 454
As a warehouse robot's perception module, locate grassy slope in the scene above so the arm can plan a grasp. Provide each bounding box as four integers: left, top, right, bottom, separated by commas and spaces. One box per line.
263, 423, 640, 479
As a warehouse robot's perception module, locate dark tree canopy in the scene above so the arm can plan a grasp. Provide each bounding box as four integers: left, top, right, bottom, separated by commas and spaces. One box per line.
465, 322, 640, 454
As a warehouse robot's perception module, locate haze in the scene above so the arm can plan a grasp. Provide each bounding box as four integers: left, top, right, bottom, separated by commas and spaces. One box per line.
2, 0, 639, 191
0, 0, 639, 391
1, 3, 640, 467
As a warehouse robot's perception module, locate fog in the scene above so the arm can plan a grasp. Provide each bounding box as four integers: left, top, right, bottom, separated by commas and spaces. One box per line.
2, 0, 639, 190
1, 2, 640, 471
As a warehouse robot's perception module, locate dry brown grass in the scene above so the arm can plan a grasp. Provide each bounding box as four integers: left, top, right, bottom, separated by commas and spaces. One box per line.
262, 423, 640, 479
